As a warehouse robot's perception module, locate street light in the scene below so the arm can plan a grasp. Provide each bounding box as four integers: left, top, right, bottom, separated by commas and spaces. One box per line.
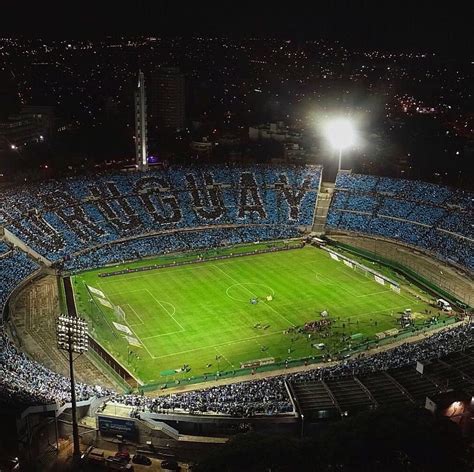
324, 118, 356, 171
56, 314, 89, 463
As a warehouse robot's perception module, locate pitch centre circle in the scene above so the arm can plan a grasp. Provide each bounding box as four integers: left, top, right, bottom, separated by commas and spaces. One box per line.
226, 283, 275, 302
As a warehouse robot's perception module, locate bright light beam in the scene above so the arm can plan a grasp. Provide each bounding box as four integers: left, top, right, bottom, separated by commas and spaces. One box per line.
324, 118, 356, 171
325, 118, 355, 150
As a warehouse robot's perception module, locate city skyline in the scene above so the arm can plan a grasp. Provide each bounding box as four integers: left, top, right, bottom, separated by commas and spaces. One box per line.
2, 1, 472, 55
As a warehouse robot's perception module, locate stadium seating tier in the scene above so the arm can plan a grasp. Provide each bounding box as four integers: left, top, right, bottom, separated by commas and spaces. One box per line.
327, 173, 473, 271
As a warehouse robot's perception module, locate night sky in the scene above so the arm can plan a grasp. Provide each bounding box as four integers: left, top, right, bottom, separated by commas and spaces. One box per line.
3, 1, 473, 54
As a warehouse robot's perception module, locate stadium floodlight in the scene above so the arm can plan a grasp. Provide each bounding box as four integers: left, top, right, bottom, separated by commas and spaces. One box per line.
56, 314, 89, 463
324, 118, 356, 171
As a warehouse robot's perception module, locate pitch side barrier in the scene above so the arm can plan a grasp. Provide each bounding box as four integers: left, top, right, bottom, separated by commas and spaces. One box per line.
327, 239, 469, 309
62, 276, 137, 391
98, 242, 305, 278
320, 246, 400, 292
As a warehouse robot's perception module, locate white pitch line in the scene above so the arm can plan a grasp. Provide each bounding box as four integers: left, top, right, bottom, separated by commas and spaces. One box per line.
355, 290, 391, 298
96, 283, 183, 357
212, 263, 296, 327
141, 329, 185, 340
214, 347, 234, 369
146, 289, 184, 331
123, 318, 156, 360
310, 269, 343, 286
141, 298, 431, 360
98, 288, 149, 297
336, 266, 371, 283
152, 330, 281, 360
125, 303, 145, 325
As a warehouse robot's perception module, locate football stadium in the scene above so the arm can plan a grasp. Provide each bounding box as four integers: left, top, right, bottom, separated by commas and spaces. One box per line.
1, 165, 473, 467
73, 242, 449, 387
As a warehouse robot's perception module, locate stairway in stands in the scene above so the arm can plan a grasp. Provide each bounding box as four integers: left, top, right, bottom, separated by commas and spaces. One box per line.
312, 182, 335, 235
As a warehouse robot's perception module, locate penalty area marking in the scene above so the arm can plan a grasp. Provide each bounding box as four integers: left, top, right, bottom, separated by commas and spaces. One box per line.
146, 289, 183, 330
124, 303, 145, 326
141, 328, 186, 340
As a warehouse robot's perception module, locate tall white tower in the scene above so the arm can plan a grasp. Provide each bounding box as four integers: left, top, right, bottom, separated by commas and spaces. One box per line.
134, 70, 148, 171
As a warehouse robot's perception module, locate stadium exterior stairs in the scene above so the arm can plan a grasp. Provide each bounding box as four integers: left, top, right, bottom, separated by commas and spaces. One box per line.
137, 413, 180, 440
312, 182, 335, 235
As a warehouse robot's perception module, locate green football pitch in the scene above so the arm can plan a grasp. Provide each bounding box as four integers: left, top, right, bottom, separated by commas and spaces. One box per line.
72, 244, 446, 387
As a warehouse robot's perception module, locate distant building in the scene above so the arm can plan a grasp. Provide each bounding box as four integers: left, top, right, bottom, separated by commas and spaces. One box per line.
283, 143, 309, 162
249, 121, 302, 142
218, 132, 241, 148
149, 67, 185, 133
134, 70, 148, 171
0, 106, 54, 151
190, 136, 213, 157
20, 106, 55, 138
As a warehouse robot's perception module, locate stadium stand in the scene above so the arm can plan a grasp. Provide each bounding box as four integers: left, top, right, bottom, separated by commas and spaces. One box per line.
326, 172, 474, 271
0, 167, 473, 419
0, 165, 321, 268
0, 318, 472, 415
356, 372, 411, 407
0, 241, 11, 254
0, 250, 40, 316
63, 225, 300, 271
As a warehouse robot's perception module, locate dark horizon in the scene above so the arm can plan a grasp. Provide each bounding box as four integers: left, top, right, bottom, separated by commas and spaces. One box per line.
2, 1, 473, 55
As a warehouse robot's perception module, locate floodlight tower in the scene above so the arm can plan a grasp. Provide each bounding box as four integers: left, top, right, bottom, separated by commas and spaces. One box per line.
135, 70, 148, 171
324, 118, 356, 171
56, 314, 89, 463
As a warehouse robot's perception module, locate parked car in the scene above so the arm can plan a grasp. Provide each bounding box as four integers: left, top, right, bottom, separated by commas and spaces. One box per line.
105, 458, 134, 471
161, 459, 180, 471
86, 448, 105, 465
115, 450, 131, 462
132, 454, 152, 465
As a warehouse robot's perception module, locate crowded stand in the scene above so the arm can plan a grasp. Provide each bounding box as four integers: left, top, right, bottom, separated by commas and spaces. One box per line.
0, 165, 321, 267
116, 322, 473, 417
327, 172, 474, 271
63, 225, 299, 272
0, 319, 472, 415
0, 240, 11, 254
0, 250, 40, 315
0, 330, 111, 407
0, 167, 472, 417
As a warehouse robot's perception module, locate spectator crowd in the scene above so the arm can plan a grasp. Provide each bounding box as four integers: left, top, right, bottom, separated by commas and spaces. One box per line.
1, 319, 472, 416
0, 249, 40, 315
0, 329, 111, 407
0, 167, 472, 417
327, 173, 473, 271
0, 164, 322, 268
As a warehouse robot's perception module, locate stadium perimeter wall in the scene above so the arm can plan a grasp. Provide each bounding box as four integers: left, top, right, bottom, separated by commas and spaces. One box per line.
327, 232, 473, 307
1, 268, 43, 322
3, 228, 51, 266
137, 410, 298, 437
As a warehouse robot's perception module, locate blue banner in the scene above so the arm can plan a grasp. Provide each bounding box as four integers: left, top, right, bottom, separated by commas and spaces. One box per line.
98, 416, 137, 439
